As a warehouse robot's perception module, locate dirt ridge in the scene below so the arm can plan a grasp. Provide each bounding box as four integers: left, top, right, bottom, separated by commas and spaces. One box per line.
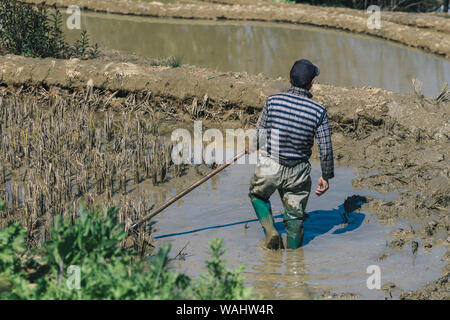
1, 54, 448, 138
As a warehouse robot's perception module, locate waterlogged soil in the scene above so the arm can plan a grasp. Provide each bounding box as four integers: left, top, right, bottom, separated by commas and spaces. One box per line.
21, 0, 450, 58
0, 55, 448, 298
150, 164, 446, 300
62, 13, 450, 97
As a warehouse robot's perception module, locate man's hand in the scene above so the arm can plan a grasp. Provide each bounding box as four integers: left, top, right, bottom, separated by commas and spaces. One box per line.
315, 177, 329, 196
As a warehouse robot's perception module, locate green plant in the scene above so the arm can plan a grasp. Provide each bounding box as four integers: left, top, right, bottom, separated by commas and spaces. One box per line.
150, 56, 183, 68
0, 220, 41, 297
192, 238, 255, 299
0, 204, 255, 300
0, 0, 98, 59
43, 206, 126, 270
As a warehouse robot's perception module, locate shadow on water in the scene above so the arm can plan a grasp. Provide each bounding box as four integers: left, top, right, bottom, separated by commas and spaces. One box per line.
154, 195, 366, 247
150, 164, 446, 298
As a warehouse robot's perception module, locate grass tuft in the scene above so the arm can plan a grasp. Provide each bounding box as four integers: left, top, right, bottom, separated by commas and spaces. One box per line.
150, 56, 183, 68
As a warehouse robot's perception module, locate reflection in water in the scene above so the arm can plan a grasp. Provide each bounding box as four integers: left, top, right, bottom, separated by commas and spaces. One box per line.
252, 249, 309, 300
64, 13, 450, 97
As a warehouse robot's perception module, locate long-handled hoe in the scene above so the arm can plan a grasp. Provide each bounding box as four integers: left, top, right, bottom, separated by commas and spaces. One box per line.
130, 150, 246, 233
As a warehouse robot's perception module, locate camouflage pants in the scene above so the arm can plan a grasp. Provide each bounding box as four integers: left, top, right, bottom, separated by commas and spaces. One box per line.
249, 156, 312, 223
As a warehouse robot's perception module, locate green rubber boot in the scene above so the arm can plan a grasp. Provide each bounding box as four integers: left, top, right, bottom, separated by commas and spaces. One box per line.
250, 196, 284, 250
284, 212, 304, 250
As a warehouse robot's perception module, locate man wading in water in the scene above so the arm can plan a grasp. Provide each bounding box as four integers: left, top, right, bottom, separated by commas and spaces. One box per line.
248, 59, 334, 250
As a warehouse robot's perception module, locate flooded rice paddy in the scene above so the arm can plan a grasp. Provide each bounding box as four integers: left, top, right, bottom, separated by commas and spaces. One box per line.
151, 162, 446, 299
35, 9, 448, 298
64, 12, 450, 97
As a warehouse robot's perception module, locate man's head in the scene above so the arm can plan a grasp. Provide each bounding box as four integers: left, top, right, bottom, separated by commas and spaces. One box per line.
289, 59, 320, 90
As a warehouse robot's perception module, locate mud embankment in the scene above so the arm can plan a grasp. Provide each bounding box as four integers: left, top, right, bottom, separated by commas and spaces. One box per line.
1, 54, 448, 139
0, 54, 273, 109
21, 0, 450, 58
0, 54, 449, 299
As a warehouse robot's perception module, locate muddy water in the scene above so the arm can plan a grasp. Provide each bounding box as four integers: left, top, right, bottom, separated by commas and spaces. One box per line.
150, 161, 445, 299
64, 12, 449, 97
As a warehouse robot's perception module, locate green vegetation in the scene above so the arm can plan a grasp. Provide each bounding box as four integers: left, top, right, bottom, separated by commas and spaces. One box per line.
0, 0, 98, 59
150, 56, 183, 68
0, 204, 254, 299
297, 0, 442, 12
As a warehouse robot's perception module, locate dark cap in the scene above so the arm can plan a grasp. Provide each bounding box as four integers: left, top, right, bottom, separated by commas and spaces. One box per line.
289, 59, 320, 88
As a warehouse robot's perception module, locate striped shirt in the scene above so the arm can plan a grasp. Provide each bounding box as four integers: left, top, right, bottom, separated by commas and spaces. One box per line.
256, 87, 334, 180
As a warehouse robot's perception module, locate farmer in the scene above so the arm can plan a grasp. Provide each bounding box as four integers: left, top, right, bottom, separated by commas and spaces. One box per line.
248, 59, 334, 250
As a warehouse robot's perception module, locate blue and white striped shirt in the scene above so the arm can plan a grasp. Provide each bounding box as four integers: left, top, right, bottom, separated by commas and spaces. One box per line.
256, 87, 334, 180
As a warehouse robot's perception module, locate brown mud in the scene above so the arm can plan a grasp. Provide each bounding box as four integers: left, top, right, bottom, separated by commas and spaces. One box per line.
0, 54, 448, 298
21, 0, 450, 58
